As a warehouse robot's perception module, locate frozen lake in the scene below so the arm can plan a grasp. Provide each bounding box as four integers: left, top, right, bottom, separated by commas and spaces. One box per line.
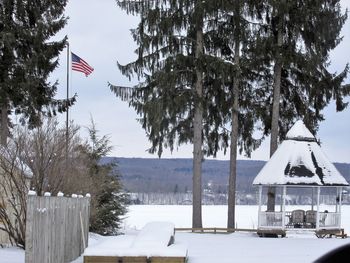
122, 205, 350, 234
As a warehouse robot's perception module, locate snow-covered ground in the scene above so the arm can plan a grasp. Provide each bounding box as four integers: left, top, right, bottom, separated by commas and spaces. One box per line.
1, 205, 350, 263
0, 247, 24, 263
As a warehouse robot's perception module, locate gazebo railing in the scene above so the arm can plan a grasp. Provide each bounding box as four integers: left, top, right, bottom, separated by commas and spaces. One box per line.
258, 211, 284, 229
319, 212, 341, 229
258, 211, 341, 230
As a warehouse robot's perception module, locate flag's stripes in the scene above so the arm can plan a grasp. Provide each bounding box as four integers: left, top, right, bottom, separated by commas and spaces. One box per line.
71, 52, 94, 76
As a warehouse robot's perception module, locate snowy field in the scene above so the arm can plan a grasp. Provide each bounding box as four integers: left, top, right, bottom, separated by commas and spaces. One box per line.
1, 205, 350, 263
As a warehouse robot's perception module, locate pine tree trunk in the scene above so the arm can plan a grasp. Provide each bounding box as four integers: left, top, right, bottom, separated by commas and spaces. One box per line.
192, 13, 203, 229
1, 103, 9, 146
227, 7, 240, 229
227, 83, 239, 229
267, 20, 283, 212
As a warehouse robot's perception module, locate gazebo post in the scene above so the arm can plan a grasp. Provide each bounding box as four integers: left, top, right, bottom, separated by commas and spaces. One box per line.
338, 186, 342, 228
316, 186, 320, 230
282, 186, 286, 230
339, 187, 342, 210
258, 186, 262, 228
335, 187, 339, 213
336, 186, 343, 213
279, 187, 283, 212
311, 187, 314, 211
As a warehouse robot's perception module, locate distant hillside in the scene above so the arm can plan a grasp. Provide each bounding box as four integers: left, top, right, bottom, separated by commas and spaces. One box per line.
102, 157, 350, 195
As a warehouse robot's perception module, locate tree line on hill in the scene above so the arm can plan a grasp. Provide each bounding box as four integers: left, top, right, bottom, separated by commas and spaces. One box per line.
111, 0, 349, 229
111, 157, 350, 203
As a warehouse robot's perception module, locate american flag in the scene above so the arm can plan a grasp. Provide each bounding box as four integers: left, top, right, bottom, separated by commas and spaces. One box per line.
71, 52, 94, 76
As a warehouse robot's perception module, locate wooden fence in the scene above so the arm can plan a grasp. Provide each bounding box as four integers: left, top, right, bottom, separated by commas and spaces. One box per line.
25, 195, 90, 263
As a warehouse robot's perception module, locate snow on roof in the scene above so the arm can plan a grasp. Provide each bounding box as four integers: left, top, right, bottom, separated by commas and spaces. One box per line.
286, 120, 315, 141
253, 121, 349, 186
0, 143, 33, 178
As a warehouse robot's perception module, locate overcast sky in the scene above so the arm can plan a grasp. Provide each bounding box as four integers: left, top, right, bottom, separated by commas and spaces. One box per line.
52, 0, 350, 163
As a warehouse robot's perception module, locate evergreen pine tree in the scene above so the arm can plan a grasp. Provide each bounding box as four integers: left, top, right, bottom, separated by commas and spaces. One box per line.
0, 0, 75, 144
204, 0, 266, 228
85, 120, 128, 235
112, 0, 231, 228
89, 162, 127, 235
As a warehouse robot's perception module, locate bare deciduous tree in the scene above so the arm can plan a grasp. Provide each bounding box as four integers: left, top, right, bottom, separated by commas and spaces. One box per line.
13, 118, 92, 196
0, 140, 31, 248
0, 117, 127, 247
0, 118, 92, 247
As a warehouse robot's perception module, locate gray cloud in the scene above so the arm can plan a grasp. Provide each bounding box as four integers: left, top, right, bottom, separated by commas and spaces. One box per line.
51, 0, 350, 162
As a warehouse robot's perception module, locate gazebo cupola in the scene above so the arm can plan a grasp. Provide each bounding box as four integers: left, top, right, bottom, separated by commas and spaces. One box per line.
253, 120, 349, 237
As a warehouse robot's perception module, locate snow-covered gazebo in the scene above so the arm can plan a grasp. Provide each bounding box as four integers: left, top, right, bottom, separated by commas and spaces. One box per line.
253, 120, 349, 237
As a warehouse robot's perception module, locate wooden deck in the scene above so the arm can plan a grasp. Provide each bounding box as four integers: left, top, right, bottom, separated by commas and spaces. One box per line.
84, 223, 187, 263
84, 256, 147, 263
150, 257, 186, 263
83, 256, 186, 263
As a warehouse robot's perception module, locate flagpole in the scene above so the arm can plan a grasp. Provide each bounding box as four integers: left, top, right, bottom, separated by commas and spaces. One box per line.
66, 42, 70, 159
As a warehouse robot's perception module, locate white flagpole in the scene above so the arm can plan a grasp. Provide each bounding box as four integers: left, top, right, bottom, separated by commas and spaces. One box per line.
66, 42, 70, 158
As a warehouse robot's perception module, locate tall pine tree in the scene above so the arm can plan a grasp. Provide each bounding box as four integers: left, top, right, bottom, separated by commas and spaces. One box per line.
0, 0, 75, 145
112, 0, 230, 228
205, 0, 265, 228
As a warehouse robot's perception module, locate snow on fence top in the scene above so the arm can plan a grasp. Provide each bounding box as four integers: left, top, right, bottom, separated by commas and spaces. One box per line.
253, 120, 349, 186
27, 191, 91, 197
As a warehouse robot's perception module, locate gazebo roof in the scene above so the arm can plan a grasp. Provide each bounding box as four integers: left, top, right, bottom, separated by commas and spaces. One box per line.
285, 120, 315, 141
253, 120, 349, 186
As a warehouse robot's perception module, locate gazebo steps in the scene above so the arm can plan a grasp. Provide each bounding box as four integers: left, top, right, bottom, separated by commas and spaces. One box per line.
257, 229, 286, 238
315, 228, 347, 239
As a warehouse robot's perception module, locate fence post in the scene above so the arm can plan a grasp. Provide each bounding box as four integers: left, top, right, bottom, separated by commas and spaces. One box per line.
25, 196, 34, 263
